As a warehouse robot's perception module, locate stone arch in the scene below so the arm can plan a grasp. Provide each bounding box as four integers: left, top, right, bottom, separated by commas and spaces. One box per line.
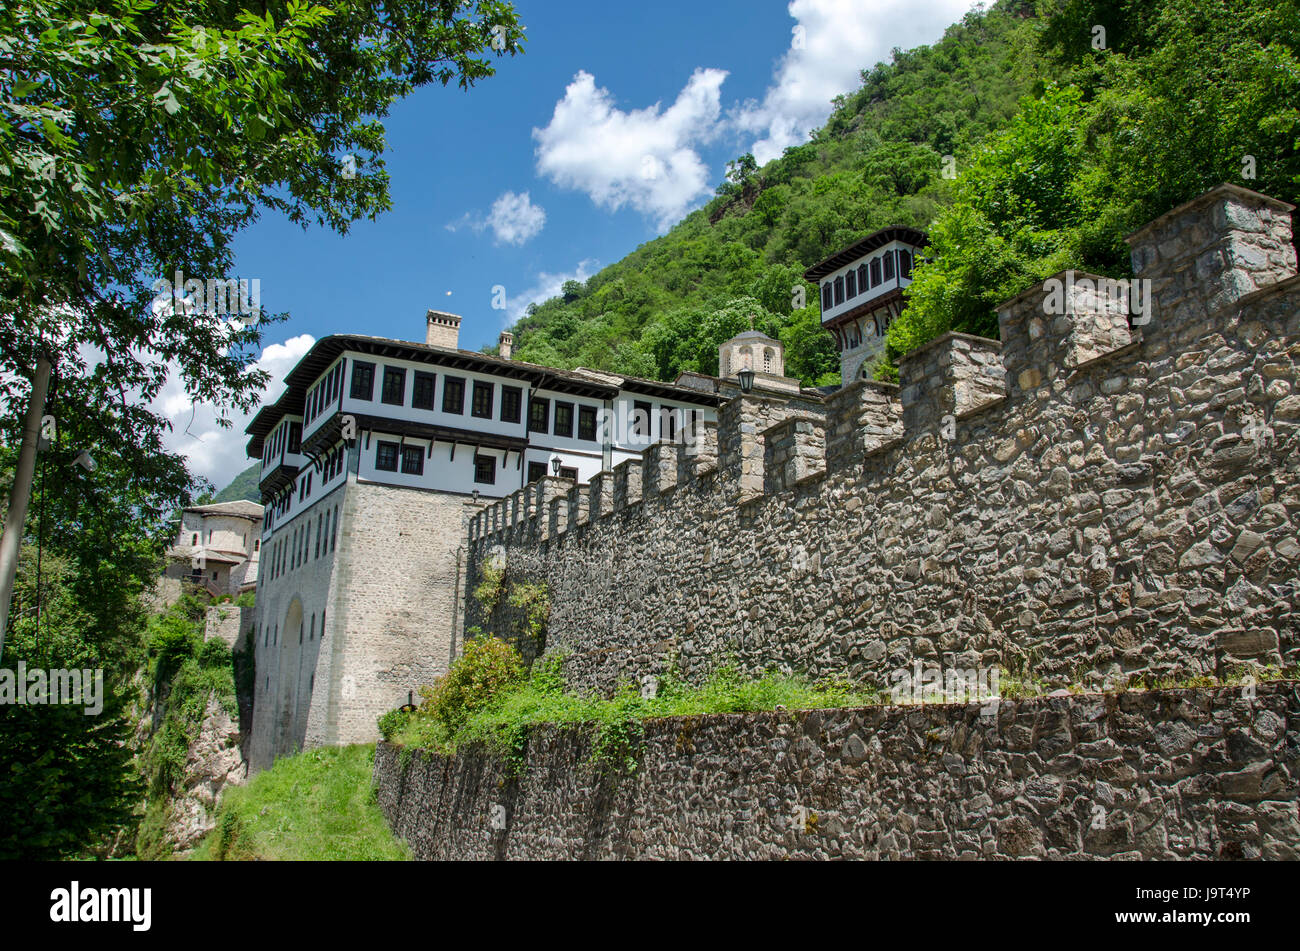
739, 345, 753, 370
763, 347, 774, 372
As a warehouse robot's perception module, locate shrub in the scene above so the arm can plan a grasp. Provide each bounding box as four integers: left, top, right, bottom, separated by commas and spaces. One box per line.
377, 709, 409, 742
420, 636, 524, 735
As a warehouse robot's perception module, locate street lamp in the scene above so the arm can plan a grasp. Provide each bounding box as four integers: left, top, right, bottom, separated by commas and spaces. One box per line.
550, 454, 562, 476
737, 369, 756, 394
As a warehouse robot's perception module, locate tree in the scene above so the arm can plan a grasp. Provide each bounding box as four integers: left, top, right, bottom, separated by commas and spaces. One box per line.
0, 0, 526, 856
887, 0, 1300, 371
0, 0, 525, 480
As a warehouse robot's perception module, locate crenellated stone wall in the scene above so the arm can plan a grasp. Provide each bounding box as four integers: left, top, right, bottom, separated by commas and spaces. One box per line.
465, 184, 1300, 695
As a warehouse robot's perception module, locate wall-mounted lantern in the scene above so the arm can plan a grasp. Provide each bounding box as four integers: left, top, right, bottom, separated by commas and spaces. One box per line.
737, 369, 756, 394
550, 454, 562, 476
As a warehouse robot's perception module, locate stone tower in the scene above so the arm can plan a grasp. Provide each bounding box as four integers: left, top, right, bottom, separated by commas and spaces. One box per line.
719, 330, 784, 378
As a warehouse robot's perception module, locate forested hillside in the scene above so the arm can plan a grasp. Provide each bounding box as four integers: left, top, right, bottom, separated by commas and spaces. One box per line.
508, 0, 1047, 385
508, 0, 1300, 384
211, 464, 261, 504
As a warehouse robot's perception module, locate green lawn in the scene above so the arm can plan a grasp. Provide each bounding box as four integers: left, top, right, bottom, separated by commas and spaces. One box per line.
192, 744, 410, 861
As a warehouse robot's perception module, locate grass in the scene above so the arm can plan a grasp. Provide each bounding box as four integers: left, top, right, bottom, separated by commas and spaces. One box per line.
391, 657, 881, 774
192, 744, 411, 861
389, 647, 1300, 778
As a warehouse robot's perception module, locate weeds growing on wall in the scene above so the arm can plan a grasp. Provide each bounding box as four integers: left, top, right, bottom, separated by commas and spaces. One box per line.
381, 643, 1300, 781
472, 562, 505, 613
385, 647, 882, 777
471, 564, 551, 659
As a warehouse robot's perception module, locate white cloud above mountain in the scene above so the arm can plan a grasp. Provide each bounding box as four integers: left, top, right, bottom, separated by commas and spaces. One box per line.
530, 1, 973, 228
532, 68, 728, 229
734, 0, 974, 164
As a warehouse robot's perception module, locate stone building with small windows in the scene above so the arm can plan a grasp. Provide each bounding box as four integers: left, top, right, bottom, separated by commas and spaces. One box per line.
162, 500, 263, 599
243, 312, 812, 769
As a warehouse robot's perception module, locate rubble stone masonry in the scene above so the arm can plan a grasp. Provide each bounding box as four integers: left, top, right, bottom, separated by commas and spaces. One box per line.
374, 682, 1300, 860
466, 184, 1300, 696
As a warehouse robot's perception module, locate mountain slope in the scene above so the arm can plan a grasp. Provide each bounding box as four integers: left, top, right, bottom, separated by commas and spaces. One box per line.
508, 0, 1048, 386
212, 463, 261, 503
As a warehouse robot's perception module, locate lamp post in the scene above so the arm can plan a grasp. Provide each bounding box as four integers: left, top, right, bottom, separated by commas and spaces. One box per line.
737, 368, 756, 394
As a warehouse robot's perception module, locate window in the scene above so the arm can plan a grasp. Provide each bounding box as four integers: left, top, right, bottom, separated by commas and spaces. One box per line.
351, 361, 375, 400
883, 250, 895, 281
442, 377, 465, 414
858, 263, 869, 292
834, 276, 845, 305
578, 405, 598, 441
330, 506, 338, 553
560, 466, 578, 481
472, 381, 494, 418
527, 461, 547, 484
501, 386, 522, 423
413, 371, 436, 410
401, 445, 424, 475
288, 422, 301, 454
660, 406, 678, 441
376, 441, 398, 471
821, 283, 833, 311
845, 268, 857, 298
870, 257, 882, 287
899, 248, 912, 279
529, 397, 549, 433
315, 516, 322, 558
381, 366, 406, 405
254, 539, 260, 552
474, 454, 496, 485
310, 615, 315, 641
633, 400, 652, 438
191, 533, 198, 545
554, 401, 574, 438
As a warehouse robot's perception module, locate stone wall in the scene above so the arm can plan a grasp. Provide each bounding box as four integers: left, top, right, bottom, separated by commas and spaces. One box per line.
249, 473, 479, 771
465, 185, 1300, 696
373, 682, 1300, 860
204, 604, 253, 652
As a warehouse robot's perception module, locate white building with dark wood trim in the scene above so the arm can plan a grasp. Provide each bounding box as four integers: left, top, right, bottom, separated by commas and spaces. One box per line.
804, 226, 928, 384
242, 311, 732, 768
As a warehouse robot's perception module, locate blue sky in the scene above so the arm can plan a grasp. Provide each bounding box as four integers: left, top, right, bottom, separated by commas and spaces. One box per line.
165, 0, 974, 488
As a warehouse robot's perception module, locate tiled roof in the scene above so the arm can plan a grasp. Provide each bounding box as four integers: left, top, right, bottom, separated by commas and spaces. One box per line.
185, 500, 264, 520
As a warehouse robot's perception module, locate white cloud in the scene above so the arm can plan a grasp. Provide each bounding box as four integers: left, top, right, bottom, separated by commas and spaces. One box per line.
446, 190, 547, 246
505, 259, 599, 324
533, 69, 728, 229
486, 191, 547, 245
734, 0, 974, 164
151, 334, 315, 491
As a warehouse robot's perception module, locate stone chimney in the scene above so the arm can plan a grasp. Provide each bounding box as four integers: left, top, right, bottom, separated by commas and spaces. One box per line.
426, 310, 461, 349
498, 331, 514, 360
